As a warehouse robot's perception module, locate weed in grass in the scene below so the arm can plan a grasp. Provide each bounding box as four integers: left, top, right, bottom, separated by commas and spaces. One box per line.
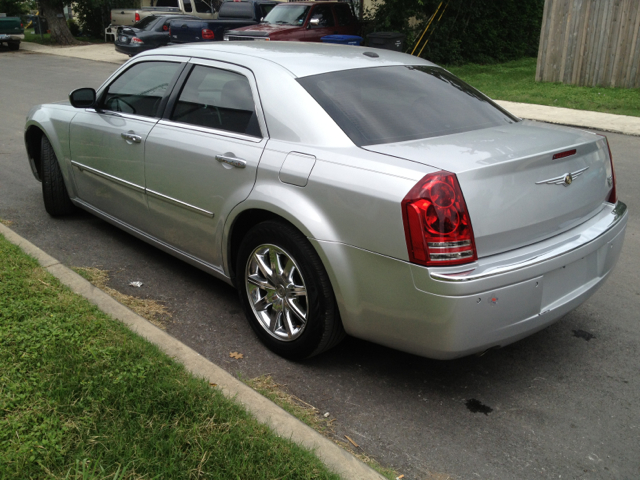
447, 57, 640, 118
73, 267, 171, 329
0, 218, 14, 226
0, 234, 339, 479
245, 375, 398, 480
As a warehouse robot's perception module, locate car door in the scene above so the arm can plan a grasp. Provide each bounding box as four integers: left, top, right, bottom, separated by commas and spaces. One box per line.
69, 58, 185, 229
143, 60, 268, 268
304, 4, 337, 42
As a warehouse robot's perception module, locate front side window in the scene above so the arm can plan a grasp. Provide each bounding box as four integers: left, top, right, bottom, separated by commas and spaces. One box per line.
101, 61, 181, 118
309, 5, 334, 27
298, 66, 518, 146
171, 65, 260, 137
262, 5, 310, 25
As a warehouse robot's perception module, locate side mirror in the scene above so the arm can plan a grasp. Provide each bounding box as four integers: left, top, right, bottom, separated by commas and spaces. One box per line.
309, 18, 320, 27
69, 88, 96, 109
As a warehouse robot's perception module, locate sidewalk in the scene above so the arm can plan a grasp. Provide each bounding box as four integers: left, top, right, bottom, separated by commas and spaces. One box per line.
20, 41, 640, 137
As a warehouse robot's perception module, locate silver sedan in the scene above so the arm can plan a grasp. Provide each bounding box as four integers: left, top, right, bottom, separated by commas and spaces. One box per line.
24, 42, 628, 360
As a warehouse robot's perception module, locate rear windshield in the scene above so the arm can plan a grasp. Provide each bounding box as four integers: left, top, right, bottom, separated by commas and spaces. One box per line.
297, 66, 518, 146
133, 16, 159, 29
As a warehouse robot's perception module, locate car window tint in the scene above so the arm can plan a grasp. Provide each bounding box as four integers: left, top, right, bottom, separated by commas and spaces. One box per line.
335, 4, 352, 26
194, 0, 212, 13
183, 0, 193, 12
298, 66, 518, 146
155, 0, 179, 6
260, 3, 275, 18
171, 65, 260, 137
310, 5, 334, 27
101, 62, 180, 118
133, 15, 158, 29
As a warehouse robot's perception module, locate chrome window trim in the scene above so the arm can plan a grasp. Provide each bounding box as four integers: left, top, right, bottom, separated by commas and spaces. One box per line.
157, 119, 264, 143
71, 161, 145, 193
147, 189, 214, 217
430, 201, 627, 283
83, 108, 160, 124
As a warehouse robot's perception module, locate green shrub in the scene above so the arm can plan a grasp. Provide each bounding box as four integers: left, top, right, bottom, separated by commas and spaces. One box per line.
368, 0, 545, 65
67, 18, 81, 36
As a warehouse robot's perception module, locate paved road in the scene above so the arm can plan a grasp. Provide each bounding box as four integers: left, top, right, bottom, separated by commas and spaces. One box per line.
1, 50, 639, 480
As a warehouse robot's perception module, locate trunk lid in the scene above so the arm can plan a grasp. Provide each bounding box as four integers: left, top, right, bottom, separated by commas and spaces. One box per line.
365, 120, 613, 258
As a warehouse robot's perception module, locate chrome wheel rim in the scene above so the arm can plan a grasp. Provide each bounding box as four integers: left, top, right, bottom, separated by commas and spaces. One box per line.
245, 244, 308, 341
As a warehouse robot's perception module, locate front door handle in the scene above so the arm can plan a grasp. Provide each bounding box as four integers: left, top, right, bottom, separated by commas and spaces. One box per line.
121, 131, 142, 144
216, 154, 246, 168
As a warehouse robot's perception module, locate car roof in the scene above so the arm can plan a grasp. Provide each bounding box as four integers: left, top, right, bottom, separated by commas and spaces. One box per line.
144, 42, 435, 78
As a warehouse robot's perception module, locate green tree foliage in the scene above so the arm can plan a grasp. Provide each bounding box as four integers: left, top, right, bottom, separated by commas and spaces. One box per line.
369, 0, 545, 65
0, 0, 30, 16
74, 0, 140, 38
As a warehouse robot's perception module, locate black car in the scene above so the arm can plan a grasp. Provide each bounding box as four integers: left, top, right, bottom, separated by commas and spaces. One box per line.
115, 14, 199, 56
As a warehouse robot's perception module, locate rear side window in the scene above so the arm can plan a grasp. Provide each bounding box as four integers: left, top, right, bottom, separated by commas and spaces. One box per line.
335, 4, 353, 26
101, 61, 181, 118
155, 0, 179, 6
171, 65, 261, 137
297, 66, 517, 146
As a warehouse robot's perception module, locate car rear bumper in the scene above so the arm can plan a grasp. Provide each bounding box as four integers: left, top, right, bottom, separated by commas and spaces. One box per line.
0, 33, 23, 41
115, 42, 153, 55
312, 201, 628, 359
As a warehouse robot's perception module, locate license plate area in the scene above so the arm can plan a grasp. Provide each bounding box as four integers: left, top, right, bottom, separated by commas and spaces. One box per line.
540, 250, 597, 311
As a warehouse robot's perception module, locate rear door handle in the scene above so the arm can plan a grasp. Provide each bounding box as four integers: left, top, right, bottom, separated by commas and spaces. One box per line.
216, 154, 246, 168
121, 131, 142, 143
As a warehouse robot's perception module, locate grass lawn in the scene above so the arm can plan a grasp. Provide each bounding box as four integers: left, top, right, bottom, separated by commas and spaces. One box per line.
447, 57, 640, 118
24, 30, 105, 45
0, 233, 339, 480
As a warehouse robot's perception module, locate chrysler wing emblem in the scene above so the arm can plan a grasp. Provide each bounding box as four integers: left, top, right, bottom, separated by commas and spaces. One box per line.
536, 166, 589, 187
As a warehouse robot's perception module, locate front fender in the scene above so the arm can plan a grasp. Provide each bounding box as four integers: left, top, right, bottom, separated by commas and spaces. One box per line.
24, 103, 79, 195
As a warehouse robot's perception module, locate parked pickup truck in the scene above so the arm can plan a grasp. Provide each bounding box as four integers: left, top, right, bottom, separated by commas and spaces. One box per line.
111, 0, 217, 27
169, 0, 278, 43
224, 1, 359, 42
0, 16, 24, 50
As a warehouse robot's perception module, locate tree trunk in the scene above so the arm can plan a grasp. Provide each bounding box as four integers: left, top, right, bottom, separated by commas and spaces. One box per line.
40, 1, 80, 45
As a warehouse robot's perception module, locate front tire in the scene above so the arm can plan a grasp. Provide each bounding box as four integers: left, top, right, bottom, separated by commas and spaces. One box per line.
236, 221, 345, 360
41, 135, 75, 216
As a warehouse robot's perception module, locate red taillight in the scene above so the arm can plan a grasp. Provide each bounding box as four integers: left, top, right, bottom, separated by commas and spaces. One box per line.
135, 12, 140, 22
131, 37, 144, 43
202, 28, 215, 39
603, 136, 617, 204
402, 172, 477, 267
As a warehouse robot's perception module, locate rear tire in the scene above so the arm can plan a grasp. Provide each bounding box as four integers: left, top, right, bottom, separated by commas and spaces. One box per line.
41, 135, 75, 216
236, 220, 345, 360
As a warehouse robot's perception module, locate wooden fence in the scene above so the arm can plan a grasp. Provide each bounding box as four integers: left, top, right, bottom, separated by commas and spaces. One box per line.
536, 0, 640, 88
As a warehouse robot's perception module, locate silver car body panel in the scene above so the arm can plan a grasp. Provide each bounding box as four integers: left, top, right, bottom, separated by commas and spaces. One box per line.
24, 42, 629, 359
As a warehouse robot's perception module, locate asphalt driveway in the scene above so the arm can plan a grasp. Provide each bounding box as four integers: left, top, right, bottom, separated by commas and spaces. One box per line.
1, 49, 639, 480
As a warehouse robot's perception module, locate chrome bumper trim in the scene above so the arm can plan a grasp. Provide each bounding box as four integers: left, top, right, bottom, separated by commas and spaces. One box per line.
146, 189, 214, 217
71, 160, 145, 193
431, 201, 627, 283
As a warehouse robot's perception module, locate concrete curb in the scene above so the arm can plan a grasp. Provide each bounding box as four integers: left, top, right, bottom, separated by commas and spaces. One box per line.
0, 222, 385, 480
495, 100, 640, 137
